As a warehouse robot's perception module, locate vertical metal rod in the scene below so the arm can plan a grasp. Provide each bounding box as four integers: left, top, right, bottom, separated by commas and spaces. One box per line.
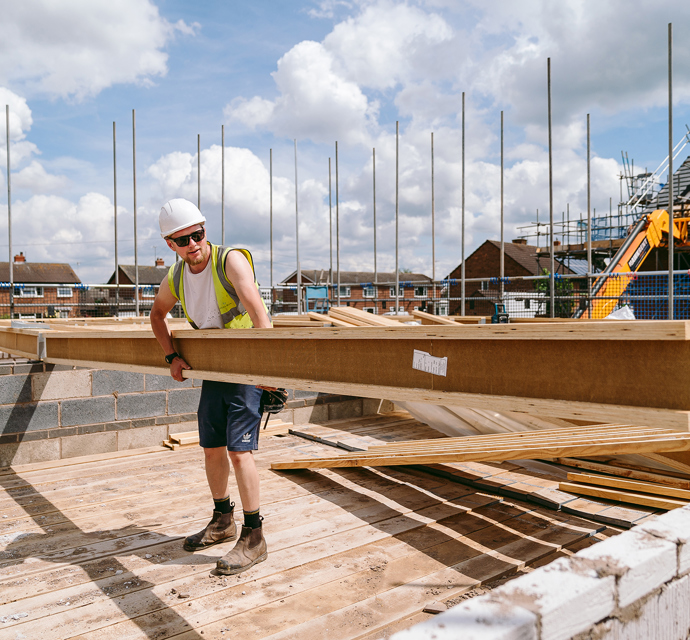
132, 109, 139, 317
328, 157, 333, 293
567, 203, 570, 246
461, 92, 466, 316
431, 132, 435, 283
395, 121, 400, 315
221, 125, 225, 245
294, 139, 301, 314
668, 22, 674, 319
373, 148, 377, 285
547, 58, 555, 318
113, 122, 119, 316
5, 105, 13, 319
197, 134, 201, 211
269, 149, 273, 290
587, 113, 592, 310
500, 111, 504, 303
336, 141, 340, 307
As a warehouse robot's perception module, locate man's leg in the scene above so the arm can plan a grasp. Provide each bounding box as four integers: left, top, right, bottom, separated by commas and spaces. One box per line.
228, 451, 260, 512
183, 383, 238, 552
216, 385, 267, 575
204, 446, 231, 499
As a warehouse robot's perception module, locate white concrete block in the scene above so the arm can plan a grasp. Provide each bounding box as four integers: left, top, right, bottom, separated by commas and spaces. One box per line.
575, 528, 677, 608
637, 505, 690, 576
390, 598, 537, 640
491, 557, 616, 640
32, 370, 91, 401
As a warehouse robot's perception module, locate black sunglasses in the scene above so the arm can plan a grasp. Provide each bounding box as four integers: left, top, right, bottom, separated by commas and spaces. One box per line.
169, 227, 205, 247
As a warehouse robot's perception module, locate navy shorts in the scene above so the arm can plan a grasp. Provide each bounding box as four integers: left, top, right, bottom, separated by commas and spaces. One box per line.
197, 381, 263, 451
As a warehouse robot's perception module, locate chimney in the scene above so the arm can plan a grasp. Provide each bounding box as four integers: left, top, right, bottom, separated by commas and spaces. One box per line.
554, 240, 561, 247
155, 257, 164, 267
511, 238, 527, 245
14, 252, 26, 263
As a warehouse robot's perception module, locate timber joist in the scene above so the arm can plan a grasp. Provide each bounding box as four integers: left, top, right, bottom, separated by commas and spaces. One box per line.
2, 319, 690, 429
270, 424, 690, 470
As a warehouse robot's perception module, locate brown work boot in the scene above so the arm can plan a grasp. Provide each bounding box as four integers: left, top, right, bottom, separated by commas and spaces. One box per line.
216, 525, 267, 575
183, 509, 237, 551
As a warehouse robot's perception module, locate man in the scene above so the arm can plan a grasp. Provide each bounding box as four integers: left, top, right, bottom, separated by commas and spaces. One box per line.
150, 198, 272, 576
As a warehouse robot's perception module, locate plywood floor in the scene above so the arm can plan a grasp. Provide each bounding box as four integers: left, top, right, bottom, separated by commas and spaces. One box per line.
0, 414, 614, 640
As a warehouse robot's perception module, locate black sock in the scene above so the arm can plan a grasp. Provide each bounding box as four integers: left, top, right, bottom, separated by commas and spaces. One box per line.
214, 497, 233, 515
243, 508, 262, 529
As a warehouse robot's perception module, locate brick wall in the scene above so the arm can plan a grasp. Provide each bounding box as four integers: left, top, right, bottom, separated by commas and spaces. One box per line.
0, 360, 389, 466
393, 505, 690, 640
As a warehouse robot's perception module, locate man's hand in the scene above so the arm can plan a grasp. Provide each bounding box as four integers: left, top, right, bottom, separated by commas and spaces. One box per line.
170, 356, 192, 382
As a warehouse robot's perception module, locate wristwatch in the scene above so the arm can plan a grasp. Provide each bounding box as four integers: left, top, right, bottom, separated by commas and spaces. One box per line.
165, 351, 181, 365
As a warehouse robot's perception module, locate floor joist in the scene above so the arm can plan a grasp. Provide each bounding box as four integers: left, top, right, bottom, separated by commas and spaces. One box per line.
2, 320, 690, 429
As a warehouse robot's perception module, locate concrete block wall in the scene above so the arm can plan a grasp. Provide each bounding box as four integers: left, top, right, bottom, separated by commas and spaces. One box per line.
0, 360, 391, 466
392, 505, 690, 640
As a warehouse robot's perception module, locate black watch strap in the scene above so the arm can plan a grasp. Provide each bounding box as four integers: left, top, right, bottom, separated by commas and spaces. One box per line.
165, 351, 180, 365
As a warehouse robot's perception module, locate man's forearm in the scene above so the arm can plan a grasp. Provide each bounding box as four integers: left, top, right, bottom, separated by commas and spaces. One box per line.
150, 312, 175, 355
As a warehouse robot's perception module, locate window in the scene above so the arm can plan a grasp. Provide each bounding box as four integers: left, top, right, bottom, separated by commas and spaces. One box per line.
480, 281, 488, 291
524, 299, 531, 310
57, 287, 72, 298
14, 286, 44, 297
362, 286, 376, 298
363, 307, 376, 314
141, 286, 157, 298
414, 286, 427, 298
338, 286, 351, 297
381, 300, 387, 309
389, 286, 404, 297
469, 300, 475, 310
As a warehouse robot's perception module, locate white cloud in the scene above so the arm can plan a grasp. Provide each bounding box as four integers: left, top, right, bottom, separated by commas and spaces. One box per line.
13, 161, 69, 194
0, 0, 197, 100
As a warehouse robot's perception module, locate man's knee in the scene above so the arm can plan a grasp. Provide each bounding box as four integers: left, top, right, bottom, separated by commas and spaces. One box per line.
203, 446, 228, 463
228, 450, 254, 466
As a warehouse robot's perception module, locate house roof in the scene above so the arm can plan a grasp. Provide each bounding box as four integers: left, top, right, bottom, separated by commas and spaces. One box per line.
281, 270, 432, 285
0, 262, 81, 284
107, 265, 168, 286
643, 154, 690, 211
448, 240, 574, 278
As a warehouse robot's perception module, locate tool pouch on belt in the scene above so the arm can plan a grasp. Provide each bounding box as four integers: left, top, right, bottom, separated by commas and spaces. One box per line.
259, 388, 288, 428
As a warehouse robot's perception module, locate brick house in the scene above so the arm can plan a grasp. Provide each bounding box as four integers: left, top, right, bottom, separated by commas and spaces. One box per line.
0, 252, 81, 319
447, 239, 578, 317
106, 258, 170, 317
276, 270, 435, 315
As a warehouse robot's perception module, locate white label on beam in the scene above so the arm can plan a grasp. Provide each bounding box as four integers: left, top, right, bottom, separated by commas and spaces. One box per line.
412, 349, 447, 377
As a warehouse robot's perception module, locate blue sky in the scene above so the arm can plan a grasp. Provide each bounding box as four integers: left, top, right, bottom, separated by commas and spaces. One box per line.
1, 0, 690, 285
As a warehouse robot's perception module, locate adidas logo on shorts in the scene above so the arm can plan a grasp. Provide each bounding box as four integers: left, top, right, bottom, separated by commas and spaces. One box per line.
242, 432, 251, 443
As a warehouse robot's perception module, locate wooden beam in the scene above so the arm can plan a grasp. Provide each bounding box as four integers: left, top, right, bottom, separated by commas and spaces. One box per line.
271, 435, 690, 469
554, 458, 690, 489
565, 472, 690, 500
558, 482, 690, 510
1, 320, 689, 429
411, 310, 459, 325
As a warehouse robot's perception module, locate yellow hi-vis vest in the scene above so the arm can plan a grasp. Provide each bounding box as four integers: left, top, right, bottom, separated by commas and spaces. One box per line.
167, 243, 268, 329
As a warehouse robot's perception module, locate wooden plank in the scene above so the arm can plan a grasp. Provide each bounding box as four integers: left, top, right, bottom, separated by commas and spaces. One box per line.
271, 436, 690, 469
330, 306, 403, 327
554, 458, 690, 489
566, 472, 690, 500
643, 452, 690, 474
558, 481, 690, 510
411, 310, 459, 326
33, 324, 690, 429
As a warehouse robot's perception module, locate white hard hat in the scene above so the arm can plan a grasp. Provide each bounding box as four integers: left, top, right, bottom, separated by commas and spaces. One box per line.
159, 199, 206, 238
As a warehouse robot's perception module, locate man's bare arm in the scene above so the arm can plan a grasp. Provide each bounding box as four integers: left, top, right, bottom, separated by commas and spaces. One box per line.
225, 251, 272, 328
150, 275, 192, 382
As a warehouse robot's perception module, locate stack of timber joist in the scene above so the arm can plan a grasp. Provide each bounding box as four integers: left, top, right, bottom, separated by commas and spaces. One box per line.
555, 457, 690, 511
270, 424, 690, 470
2, 318, 690, 429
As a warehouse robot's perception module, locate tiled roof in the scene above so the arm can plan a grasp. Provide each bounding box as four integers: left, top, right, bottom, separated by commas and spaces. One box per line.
108, 265, 169, 286
0, 262, 81, 284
